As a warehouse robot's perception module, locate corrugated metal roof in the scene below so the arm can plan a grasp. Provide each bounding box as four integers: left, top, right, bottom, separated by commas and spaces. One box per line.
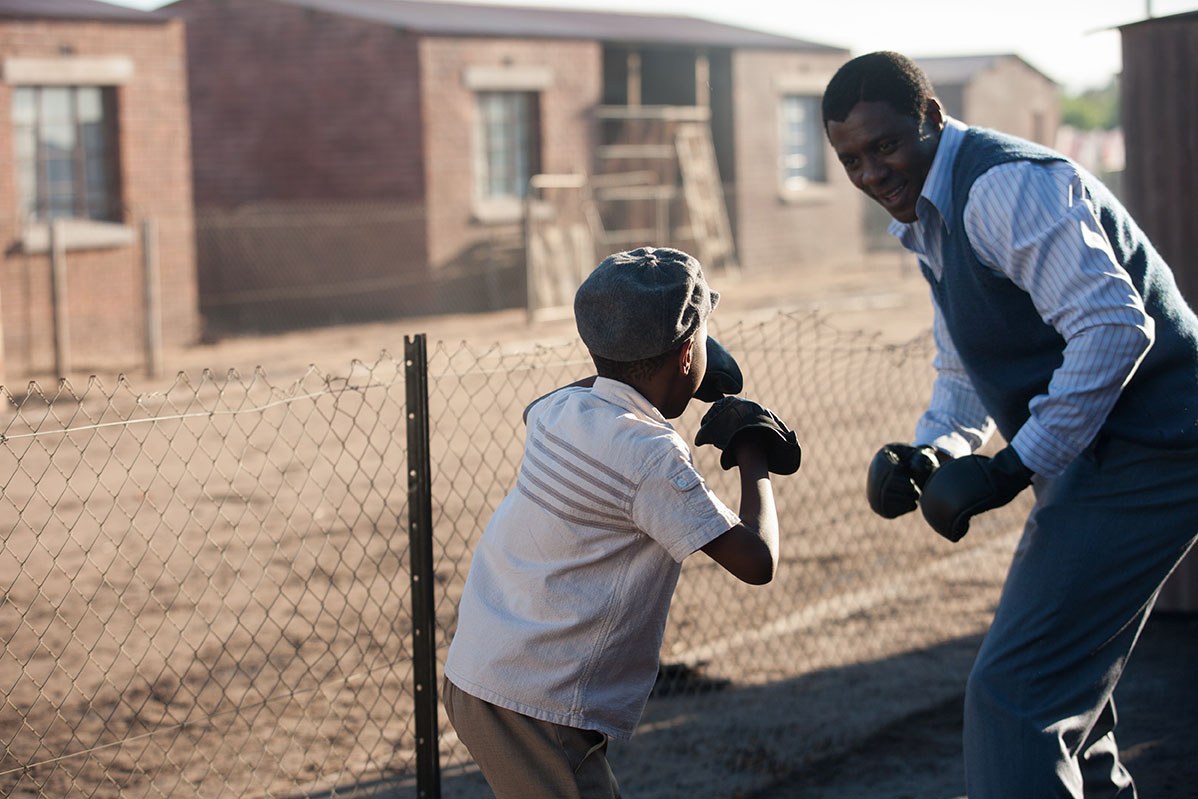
264, 0, 844, 51
916, 53, 1056, 87
1117, 9, 1198, 30
0, 0, 169, 22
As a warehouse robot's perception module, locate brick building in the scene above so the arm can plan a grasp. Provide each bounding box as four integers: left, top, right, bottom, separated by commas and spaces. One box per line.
167, 0, 859, 331
0, 0, 198, 382
917, 54, 1059, 146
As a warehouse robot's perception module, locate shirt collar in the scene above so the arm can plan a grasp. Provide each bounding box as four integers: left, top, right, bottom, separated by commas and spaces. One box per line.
591, 376, 668, 425
887, 116, 968, 240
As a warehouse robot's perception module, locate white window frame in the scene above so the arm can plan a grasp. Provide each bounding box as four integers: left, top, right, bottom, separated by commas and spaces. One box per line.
775, 74, 834, 204
464, 66, 552, 224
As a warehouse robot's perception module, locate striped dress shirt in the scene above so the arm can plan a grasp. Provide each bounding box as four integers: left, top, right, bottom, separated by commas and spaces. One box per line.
891, 118, 1154, 477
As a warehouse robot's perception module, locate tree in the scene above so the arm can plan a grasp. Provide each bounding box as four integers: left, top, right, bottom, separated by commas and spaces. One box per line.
1061, 78, 1120, 130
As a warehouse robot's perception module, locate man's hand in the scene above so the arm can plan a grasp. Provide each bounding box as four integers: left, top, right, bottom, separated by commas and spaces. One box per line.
919, 447, 1034, 542
866, 443, 941, 518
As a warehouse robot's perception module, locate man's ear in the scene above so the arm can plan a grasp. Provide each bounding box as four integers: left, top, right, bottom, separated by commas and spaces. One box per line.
925, 97, 946, 131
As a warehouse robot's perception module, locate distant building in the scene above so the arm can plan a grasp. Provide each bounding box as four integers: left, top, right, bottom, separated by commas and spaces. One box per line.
1054, 125, 1125, 198
1119, 10, 1198, 613
917, 53, 1060, 146
166, 0, 859, 332
0, 0, 199, 382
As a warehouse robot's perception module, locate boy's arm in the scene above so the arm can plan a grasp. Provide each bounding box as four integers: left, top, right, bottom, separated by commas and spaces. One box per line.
522, 376, 597, 423
700, 436, 779, 585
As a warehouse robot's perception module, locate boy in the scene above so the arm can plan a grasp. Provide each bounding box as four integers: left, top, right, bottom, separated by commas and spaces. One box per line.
443, 246, 800, 798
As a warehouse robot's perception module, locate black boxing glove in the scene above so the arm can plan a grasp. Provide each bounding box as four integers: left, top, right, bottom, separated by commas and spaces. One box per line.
694, 396, 802, 475
866, 443, 941, 519
695, 336, 744, 402
919, 446, 1034, 542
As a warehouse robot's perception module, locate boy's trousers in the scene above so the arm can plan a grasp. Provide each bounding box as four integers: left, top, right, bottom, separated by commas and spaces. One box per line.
443, 678, 621, 799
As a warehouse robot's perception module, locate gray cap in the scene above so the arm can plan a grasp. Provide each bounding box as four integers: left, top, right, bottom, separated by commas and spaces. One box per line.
574, 246, 719, 361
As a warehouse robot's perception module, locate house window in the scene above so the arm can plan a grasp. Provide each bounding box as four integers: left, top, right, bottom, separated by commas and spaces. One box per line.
474, 91, 541, 201
779, 94, 826, 191
12, 85, 120, 222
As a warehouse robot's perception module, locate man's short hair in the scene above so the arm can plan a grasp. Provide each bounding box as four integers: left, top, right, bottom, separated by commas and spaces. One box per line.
822, 51, 935, 128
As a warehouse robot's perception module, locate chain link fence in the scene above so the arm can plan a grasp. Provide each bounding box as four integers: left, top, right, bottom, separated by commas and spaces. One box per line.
0, 311, 1029, 798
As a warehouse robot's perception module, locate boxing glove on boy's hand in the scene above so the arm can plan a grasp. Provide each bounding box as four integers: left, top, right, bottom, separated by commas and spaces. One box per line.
866, 443, 941, 518
695, 336, 744, 402
919, 447, 1034, 542
694, 396, 802, 475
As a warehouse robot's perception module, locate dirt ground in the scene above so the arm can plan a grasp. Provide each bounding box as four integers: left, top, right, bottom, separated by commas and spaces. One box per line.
150, 252, 1197, 799
14, 250, 1195, 798
749, 611, 1198, 799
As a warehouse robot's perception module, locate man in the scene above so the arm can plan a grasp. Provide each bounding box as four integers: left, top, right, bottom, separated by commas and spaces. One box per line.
823, 51, 1198, 797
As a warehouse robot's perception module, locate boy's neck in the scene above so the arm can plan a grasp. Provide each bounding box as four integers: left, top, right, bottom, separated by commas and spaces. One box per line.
617, 371, 689, 420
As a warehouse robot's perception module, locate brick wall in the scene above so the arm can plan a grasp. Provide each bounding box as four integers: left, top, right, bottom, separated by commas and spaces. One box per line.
175, 0, 426, 207
962, 59, 1060, 146
0, 17, 198, 381
419, 36, 601, 301
729, 49, 865, 276
175, 0, 438, 322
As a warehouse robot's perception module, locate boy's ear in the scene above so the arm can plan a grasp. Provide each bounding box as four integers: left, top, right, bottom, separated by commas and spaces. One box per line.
678, 338, 695, 375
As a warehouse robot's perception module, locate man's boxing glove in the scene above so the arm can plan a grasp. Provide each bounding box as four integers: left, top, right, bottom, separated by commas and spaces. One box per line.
866, 443, 941, 518
919, 446, 1034, 542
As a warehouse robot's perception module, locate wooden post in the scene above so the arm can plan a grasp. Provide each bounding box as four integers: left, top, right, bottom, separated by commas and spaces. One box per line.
142, 218, 162, 378
695, 52, 710, 109
49, 220, 71, 379
627, 51, 641, 107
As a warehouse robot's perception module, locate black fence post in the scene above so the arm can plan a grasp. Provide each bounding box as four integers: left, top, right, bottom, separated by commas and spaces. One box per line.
406, 334, 442, 798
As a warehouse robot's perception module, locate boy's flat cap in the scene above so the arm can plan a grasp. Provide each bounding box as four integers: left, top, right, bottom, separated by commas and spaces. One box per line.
574, 247, 719, 361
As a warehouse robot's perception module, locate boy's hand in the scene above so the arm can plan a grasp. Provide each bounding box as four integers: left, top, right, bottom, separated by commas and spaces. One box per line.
694, 396, 802, 475
694, 337, 743, 402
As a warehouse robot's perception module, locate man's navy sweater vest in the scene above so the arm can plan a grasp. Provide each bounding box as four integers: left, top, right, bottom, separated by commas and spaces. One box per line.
920, 127, 1198, 449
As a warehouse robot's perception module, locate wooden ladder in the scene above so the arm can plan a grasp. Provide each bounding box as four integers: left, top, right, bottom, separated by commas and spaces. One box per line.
675, 122, 737, 272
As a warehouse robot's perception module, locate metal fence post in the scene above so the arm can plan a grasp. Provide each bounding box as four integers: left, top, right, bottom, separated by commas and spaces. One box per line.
405, 333, 442, 798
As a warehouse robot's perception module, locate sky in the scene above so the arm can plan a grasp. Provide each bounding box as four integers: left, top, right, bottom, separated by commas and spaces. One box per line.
107, 0, 1198, 93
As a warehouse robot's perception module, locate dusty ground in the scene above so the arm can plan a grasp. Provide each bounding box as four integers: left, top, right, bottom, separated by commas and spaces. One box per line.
748, 611, 1198, 798
11, 250, 1195, 798
153, 252, 1197, 798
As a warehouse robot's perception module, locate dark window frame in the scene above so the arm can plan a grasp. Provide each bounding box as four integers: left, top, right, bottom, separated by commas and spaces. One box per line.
13, 85, 121, 223
473, 90, 542, 202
